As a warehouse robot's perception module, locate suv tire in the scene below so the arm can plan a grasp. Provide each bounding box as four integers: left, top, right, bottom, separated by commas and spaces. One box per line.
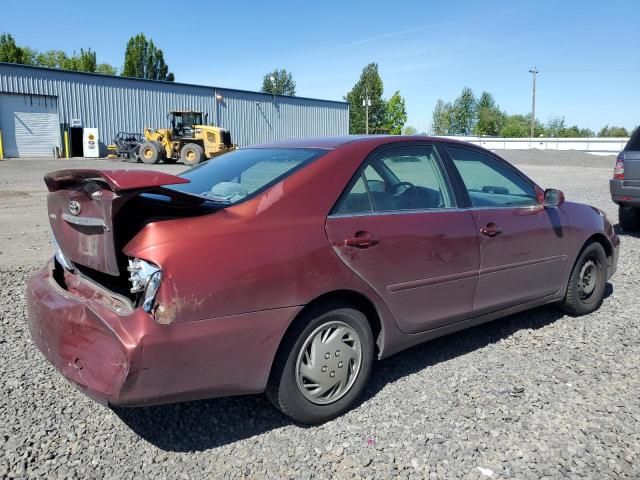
619, 205, 640, 232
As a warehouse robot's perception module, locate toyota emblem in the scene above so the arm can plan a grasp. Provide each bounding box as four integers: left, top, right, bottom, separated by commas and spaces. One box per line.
69, 200, 81, 216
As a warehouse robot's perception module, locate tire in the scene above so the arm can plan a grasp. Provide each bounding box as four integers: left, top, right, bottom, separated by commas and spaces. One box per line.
139, 141, 161, 164
180, 143, 205, 166
266, 301, 374, 424
619, 205, 640, 232
560, 242, 607, 316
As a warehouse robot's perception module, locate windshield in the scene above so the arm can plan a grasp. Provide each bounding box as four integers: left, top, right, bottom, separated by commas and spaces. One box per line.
168, 148, 327, 204
173, 112, 202, 129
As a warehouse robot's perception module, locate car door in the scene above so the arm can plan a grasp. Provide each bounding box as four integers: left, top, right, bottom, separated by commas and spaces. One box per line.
325, 144, 480, 334
442, 145, 568, 315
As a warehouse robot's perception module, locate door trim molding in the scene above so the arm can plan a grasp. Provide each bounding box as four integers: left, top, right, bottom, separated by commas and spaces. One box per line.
479, 254, 567, 275
387, 269, 478, 293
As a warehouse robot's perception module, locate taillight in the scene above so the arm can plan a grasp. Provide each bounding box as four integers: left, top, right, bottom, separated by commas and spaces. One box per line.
613, 158, 625, 180
127, 258, 162, 312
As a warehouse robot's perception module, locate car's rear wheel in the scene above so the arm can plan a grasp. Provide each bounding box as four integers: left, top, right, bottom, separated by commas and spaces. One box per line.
266, 301, 374, 424
619, 205, 640, 232
560, 242, 607, 316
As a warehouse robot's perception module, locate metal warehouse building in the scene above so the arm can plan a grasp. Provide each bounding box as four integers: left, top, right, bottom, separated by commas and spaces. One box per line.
0, 63, 349, 158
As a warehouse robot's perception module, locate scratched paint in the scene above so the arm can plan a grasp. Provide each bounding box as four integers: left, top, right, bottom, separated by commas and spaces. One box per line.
256, 182, 284, 215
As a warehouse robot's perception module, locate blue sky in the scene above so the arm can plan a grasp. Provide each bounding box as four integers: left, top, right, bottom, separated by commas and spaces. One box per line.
3, 0, 639, 132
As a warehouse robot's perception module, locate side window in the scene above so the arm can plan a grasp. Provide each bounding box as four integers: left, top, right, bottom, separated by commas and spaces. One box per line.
334, 176, 373, 215
334, 145, 455, 214
626, 127, 640, 151
446, 147, 538, 207
363, 165, 385, 193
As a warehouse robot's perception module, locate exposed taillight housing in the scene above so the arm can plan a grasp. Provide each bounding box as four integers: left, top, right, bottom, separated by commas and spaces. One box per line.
613, 156, 625, 180
127, 258, 162, 313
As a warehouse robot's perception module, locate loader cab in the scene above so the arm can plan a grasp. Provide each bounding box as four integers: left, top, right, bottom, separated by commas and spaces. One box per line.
171, 111, 203, 138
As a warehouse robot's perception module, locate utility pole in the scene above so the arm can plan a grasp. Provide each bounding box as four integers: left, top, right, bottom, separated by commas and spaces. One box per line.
529, 67, 538, 138
362, 87, 371, 135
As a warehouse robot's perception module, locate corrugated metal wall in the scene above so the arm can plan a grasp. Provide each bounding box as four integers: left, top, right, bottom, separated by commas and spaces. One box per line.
215, 90, 349, 146
0, 63, 349, 156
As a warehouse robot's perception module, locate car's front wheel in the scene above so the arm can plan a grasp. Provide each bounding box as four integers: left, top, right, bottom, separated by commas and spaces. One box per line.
267, 302, 374, 424
560, 242, 607, 316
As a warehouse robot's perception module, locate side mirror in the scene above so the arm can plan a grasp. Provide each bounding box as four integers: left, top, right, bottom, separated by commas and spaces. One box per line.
543, 188, 565, 207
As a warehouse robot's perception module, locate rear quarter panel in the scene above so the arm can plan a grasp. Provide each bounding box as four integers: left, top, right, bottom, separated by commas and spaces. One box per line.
123, 141, 403, 344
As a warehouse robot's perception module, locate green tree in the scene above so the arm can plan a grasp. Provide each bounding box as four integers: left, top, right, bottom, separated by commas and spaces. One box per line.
451, 87, 476, 135
476, 91, 496, 111
432, 99, 454, 135
20, 47, 37, 65
402, 125, 418, 135
598, 125, 629, 137
500, 115, 529, 137
545, 116, 566, 137
345, 63, 386, 134
384, 91, 407, 135
474, 92, 504, 136
65, 48, 97, 72
122, 34, 174, 81
0, 32, 115, 74
500, 114, 545, 137
96, 63, 117, 75
562, 125, 594, 137
261, 69, 296, 96
0, 33, 28, 63
33, 48, 97, 72
34, 50, 68, 69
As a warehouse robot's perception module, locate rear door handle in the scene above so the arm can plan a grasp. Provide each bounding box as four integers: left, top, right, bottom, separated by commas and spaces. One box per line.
344, 232, 379, 249
480, 223, 503, 237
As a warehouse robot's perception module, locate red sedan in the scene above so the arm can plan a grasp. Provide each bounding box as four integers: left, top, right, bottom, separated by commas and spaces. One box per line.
27, 136, 619, 424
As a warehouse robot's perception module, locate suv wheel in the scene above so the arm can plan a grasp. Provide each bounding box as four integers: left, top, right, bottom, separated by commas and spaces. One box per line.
619, 205, 640, 232
266, 301, 374, 424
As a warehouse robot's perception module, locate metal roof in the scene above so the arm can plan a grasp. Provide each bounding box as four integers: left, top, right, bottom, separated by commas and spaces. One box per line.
0, 62, 348, 106
251, 135, 450, 149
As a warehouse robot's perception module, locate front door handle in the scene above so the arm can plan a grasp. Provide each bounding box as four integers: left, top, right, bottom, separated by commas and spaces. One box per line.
344, 232, 379, 249
480, 223, 503, 237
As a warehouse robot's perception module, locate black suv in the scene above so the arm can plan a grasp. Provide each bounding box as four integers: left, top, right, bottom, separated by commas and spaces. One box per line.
611, 127, 640, 231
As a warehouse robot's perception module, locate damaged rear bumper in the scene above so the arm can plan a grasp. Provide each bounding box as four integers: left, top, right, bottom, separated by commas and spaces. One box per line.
26, 261, 301, 406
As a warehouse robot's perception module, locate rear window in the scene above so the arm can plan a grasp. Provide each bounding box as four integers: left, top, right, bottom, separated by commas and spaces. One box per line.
625, 128, 640, 151
169, 148, 326, 204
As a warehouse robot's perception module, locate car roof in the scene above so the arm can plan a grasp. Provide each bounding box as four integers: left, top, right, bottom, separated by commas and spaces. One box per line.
250, 135, 473, 150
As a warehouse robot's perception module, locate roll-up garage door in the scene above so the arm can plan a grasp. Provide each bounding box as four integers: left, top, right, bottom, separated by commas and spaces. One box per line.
0, 94, 61, 157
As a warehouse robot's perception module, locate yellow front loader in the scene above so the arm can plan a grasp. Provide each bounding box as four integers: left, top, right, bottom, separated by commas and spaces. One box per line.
138, 111, 235, 166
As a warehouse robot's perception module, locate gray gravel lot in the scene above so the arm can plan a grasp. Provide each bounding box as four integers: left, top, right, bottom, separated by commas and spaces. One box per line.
1, 150, 639, 479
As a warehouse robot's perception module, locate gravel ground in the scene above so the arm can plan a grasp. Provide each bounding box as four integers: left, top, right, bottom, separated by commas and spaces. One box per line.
1, 150, 639, 479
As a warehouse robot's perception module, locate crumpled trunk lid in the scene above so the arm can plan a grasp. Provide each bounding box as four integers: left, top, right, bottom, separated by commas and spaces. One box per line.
45, 169, 189, 276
